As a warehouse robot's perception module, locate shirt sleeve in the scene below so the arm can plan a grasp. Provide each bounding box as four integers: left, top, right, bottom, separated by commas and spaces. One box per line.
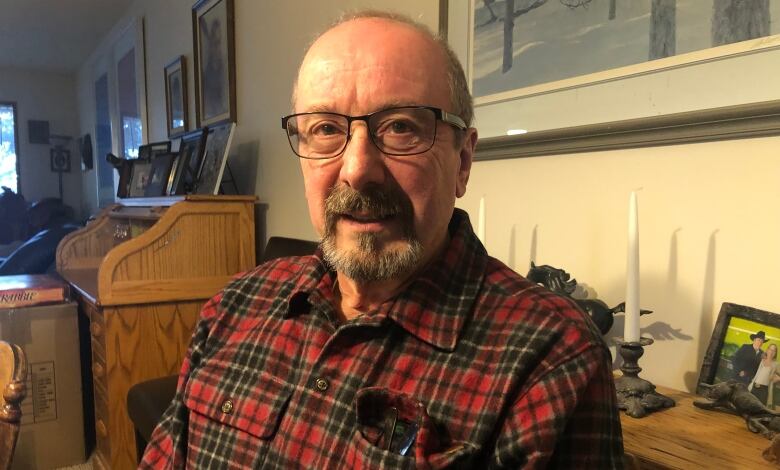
493, 344, 624, 469
138, 294, 221, 469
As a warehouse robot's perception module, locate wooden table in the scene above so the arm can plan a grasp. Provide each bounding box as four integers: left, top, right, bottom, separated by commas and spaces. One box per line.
621, 386, 770, 469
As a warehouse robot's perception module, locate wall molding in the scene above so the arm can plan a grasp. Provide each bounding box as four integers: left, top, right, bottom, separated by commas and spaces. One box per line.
475, 99, 780, 161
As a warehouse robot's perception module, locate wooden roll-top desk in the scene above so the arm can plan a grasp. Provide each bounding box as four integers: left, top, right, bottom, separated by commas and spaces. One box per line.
56, 195, 256, 469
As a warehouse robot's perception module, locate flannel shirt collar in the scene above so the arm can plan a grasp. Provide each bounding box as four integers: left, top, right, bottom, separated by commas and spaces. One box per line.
283, 208, 487, 351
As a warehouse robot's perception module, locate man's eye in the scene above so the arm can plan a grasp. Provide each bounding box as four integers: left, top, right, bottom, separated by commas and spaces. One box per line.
389, 120, 414, 134
310, 122, 344, 136
377, 119, 417, 135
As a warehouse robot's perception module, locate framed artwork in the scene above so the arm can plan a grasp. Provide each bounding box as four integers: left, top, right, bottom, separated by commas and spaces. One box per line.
138, 141, 171, 161
195, 122, 235, 195
170, 128, 207, 195
446, 1, 780, 152
697, 303, 780, 402
164, 56, 189, 137
144, 152, 177, 197
50, 146, 71, 173
128, 161, 153, 197
192, 0, 236, 128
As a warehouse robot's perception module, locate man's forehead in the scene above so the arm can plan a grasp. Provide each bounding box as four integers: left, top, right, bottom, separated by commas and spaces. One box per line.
302, 20, 440, 73
295, 18, 448, 111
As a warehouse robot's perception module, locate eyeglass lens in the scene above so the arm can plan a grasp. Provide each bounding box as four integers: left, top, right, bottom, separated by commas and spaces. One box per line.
285, 107, 437, 159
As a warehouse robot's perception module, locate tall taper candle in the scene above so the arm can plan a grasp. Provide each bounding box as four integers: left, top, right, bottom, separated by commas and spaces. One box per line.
624, 191, 640, 342
477, 196, 486, 244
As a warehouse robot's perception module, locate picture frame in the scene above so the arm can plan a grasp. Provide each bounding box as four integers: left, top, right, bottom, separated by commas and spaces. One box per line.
144, 152, 177, 197
194, 121, 235, 195
165, 155, 181, 195
170, 128, 207, 195
696, 303, 780, 397
164, 56, 188, 137
446, 1, 780, 157
128, 160, 153, 197
138, 141, 171, 161
116, 160, 133, 198
50, 147, 71, 173
192, 0, 236, 128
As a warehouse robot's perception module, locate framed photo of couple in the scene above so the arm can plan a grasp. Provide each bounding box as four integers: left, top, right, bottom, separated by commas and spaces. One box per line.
697, 303, 780, 408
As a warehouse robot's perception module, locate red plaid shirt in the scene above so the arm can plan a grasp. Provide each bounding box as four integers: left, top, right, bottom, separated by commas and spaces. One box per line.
141, 209, 623, 469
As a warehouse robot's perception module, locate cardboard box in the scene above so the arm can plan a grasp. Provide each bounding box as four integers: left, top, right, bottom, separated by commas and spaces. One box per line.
0, 302, 86, 469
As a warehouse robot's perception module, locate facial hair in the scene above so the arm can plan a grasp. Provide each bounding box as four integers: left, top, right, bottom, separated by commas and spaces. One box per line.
321, 183, 422, 282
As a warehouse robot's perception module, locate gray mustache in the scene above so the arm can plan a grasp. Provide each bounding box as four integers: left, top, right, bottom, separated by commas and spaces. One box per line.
325, 185, 405, 219
323, 184, 416, 239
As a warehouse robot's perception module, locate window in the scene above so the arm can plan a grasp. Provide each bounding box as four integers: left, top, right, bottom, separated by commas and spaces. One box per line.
0, 102, 19, 192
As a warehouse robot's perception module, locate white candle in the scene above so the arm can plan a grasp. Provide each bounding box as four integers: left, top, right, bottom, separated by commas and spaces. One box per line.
624, 191, 641, 342
477, 196, 486, 244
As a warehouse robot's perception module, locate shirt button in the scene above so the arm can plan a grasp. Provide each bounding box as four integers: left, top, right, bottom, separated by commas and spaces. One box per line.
221, 399, 234, 414
315, 377, 329, 391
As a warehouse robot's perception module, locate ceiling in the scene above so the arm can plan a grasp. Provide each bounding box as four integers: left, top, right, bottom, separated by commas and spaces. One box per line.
0, 0, 135, 72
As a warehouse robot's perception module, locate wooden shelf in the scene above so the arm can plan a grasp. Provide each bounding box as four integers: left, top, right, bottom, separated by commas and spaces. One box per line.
622, 386, 769, 469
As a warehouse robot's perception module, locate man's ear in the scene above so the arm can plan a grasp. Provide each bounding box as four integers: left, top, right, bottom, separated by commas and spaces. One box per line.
455, 128, 478, 198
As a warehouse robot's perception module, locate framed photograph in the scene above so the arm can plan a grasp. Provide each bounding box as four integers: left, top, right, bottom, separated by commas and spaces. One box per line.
192, 0, 236, 128
144, 152, 177, 197
128, 161, 153, 197
138, 141, 171, 161
170, 128, 207, 195
447, 1, 780, 152
164, 56, 188, 137
697, 303, 780, 403
195, 122, 235, 195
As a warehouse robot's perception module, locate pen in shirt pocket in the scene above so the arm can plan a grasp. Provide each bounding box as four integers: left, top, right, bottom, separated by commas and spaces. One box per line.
378, 406, 418, 456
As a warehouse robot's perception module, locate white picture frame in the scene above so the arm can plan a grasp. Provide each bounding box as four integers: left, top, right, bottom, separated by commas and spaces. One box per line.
447, 1, 780, 141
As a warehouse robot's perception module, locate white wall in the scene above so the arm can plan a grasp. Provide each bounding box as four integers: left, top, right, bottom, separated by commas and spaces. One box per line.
75, 1, 780, 392
458, 135, 780, 391
0, 68, 81, 213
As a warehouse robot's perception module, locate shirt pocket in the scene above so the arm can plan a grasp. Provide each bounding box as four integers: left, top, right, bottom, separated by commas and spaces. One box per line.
346, 427, 416, 470
351, 387, 480, 469
184, 360, 294, 440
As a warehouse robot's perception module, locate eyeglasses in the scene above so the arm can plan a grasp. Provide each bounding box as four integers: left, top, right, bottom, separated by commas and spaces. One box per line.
281, 106, 467, 160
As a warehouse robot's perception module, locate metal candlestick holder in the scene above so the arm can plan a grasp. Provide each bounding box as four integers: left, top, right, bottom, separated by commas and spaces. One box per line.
614, 337, 675, 418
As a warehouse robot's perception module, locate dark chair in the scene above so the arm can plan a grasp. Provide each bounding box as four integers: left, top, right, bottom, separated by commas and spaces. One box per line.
0, 341, 27, 470
0, 224, 80, 275
127, 236, 319, 460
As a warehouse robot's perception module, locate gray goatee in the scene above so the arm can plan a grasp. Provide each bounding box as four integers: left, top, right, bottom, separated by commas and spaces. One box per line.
321, 183, 422, 282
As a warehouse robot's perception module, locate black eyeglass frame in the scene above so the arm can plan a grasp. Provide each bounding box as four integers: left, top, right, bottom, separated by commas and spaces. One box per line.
280, 106, 468, 160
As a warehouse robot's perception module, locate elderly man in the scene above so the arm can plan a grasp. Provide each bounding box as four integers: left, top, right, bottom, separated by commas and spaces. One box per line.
141, 11, 623, 469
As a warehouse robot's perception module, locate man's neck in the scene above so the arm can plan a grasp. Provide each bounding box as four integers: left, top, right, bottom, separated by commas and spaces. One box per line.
333, 233, 451, 321
334, 273, 411, 321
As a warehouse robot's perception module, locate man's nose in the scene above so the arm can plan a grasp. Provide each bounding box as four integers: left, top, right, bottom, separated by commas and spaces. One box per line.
338, 123, 386, 190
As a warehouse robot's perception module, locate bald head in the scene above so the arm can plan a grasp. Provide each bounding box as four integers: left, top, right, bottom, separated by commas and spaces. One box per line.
292, 11, 473, 127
